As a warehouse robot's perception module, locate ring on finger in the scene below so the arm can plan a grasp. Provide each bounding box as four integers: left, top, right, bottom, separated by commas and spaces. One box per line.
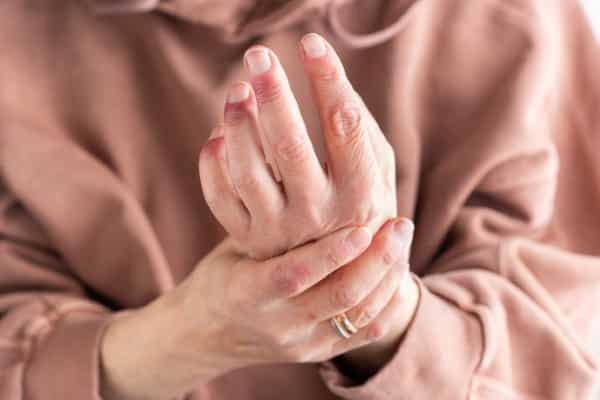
330, 312, 358, 339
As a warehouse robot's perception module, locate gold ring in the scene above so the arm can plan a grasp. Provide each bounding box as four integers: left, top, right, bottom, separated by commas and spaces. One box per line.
330, 313, 357, 339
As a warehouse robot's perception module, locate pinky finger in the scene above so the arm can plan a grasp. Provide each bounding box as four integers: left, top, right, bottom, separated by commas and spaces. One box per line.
329, 286, 405, 358
199, 126, 250, 235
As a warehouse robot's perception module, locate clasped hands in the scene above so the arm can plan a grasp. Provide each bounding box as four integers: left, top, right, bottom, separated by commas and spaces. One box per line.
99, 34, 420, 400
197, 33, 419, 377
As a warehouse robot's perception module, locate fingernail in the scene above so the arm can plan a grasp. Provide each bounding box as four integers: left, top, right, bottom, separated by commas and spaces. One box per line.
302, 34, 327, 59
245, 48, 271, 76
346, 227, 371, 251
227, 82, 250, 103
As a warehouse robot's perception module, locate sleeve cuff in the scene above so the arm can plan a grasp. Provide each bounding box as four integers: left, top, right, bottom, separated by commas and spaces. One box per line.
319, 277, 484, 399
23, 309, 120, 400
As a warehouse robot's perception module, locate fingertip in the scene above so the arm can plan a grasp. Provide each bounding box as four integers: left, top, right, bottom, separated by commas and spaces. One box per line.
244, 46, 275, 77
227, 81, 251, 104
300, 33, 329, 60
201, 135, 225, 160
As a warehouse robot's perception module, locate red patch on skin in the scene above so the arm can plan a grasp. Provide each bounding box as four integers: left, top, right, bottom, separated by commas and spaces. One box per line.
224, 100, 253, 125
251, 73, 283, 106
201, 136, 225, 158
272, 262, 311, 295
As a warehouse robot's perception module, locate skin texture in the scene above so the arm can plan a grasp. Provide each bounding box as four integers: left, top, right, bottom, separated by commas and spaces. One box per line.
199, 34, 419, 382
199, 34, 397, 261
100, 34, 419, 400
100, 222, 415, 400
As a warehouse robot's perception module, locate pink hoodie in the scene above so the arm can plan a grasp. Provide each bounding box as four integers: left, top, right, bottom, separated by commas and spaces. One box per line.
0, 0, 599, 398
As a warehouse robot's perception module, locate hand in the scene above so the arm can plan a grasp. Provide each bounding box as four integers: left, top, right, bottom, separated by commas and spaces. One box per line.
100, 219, 413, 400
199, 33, 397, 260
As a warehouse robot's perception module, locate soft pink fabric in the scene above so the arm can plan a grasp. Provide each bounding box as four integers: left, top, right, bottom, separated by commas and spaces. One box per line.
1, 0, 599, 399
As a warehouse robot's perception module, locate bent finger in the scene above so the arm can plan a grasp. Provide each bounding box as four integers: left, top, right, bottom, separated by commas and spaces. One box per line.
224, 81, 284, 219
293, 218, 413, 321
199, 126, 250, 235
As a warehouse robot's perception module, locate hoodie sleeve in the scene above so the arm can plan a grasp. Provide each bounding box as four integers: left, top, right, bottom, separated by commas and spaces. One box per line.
0, 128, 174, 400
319, 1, 600, 399
0, 185, 116, 399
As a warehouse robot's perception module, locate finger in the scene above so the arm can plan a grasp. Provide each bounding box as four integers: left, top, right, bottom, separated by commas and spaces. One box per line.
344, 263, 404, 330
253, 225, 373, 302
294, 218, 414, 321
244, 46, 328, 204
329, 284, 406, 357
223, 81, 284, 219
299, 33, 378, 189
199, 126, 250, 234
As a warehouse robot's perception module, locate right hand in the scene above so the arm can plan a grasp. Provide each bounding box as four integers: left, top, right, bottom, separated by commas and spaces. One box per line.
100, 218, 413, 400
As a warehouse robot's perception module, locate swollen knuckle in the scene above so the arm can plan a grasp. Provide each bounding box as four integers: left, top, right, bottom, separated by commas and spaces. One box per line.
235, 174, 262, 192
382, 249, 397, 266
331, 285, 361, 309
270, 261, 309, 296
253, 76, 284, 105
331, 104, 364, 144
276, 135, 308, 162
366, 321, 386, 341
315, 64, 341, 82
348, 205, 376, 226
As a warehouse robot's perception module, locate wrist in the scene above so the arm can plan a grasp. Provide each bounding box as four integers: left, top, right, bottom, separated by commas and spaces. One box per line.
99, 287, 231, 400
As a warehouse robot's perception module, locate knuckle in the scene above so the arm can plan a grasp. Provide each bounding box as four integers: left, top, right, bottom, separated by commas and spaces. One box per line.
366, 321, 387, 341
331, 104, 364, 144
234, 174, 262, 193
315, 63, 341, 82
330, 284, 362, 310
276, 135, 308, 163
270, 260, 309, 296
344, 204, 376, 227
381, 248, 398, 266
253, 76, 284, 105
